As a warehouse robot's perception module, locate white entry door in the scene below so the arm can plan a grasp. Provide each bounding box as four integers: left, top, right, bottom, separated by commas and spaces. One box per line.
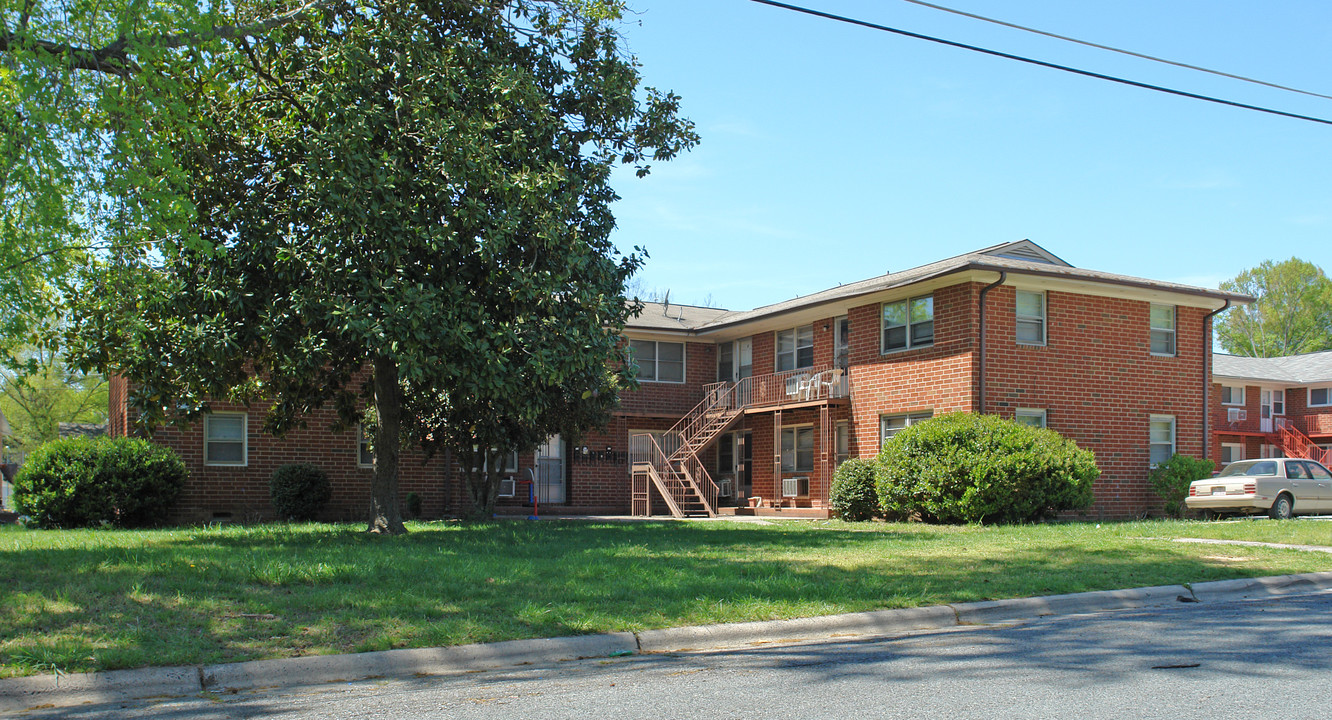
536, 435, 565, 504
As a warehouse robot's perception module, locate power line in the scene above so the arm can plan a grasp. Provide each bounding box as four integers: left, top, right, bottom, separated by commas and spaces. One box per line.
896, 0, 1332, 102
750, 0, 1332, 126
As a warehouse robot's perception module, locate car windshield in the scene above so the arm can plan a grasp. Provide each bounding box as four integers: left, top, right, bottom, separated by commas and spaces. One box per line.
1216, 460, 1278, 478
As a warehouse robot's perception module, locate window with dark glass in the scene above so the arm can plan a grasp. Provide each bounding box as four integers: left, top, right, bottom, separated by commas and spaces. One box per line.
882, 296, 933, 352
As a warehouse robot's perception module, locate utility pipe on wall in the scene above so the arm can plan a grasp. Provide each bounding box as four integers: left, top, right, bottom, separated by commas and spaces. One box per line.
977, 271, 1007, 415
1201, 300, 1231, 462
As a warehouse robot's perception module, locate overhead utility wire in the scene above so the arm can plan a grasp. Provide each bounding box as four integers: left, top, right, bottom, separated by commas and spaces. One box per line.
896, 0, 1332, 102
750, 0, 1332, 126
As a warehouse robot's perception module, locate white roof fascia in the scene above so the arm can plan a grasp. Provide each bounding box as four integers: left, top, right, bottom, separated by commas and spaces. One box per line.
621, 329, 701, 343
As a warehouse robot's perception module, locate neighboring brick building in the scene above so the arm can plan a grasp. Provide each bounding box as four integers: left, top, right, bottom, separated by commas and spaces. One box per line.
110, 240, 1248, 522
1211, 351, 1332, 470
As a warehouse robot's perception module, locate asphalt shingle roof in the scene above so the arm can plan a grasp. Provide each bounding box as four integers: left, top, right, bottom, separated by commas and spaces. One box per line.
1214, 351, 1332, 384
625, 241, 1249, 333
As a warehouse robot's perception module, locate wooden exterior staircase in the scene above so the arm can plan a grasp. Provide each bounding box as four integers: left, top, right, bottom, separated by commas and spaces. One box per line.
631, 381, 744, 518
1269, 418, 1332, 465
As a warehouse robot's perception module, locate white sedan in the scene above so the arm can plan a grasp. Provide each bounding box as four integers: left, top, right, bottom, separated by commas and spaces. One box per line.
1184, 458, 1332, 519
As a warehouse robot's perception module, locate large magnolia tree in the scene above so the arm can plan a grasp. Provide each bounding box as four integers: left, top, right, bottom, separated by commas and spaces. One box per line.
8, 0, 696, 533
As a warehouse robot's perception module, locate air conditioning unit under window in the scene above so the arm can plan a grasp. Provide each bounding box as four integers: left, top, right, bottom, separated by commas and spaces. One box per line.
498, 477, 516, 498
782, 477, 809, 498
1227, 408, 1247, 422
718, 478, 734, 497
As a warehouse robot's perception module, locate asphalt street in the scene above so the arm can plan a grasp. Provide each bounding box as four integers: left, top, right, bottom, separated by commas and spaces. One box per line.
24, 592, 1332, 720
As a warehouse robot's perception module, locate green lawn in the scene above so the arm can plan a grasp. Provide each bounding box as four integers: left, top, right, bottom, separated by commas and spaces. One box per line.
3, 517, 1331, 678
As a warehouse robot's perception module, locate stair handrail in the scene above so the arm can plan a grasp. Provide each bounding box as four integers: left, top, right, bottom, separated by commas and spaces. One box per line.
1273, 419, 1329, 464
629, 432, 690, 517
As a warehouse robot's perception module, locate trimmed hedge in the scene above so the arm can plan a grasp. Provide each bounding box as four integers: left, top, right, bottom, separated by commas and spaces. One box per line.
830, 457, 879, 522
1150, 453, 1216, 517
13, 437, 187, 529
876, 413, 1098, 524
269, 463, 332, 521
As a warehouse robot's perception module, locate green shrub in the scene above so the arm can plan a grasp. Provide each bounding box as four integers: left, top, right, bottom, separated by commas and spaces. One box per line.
876, 413, 1098, 524
830, 458, 879, 521
404, 491, 422, 519
13, 437, 186, 529
269, 463, 332, 521
1150, 453, 1216, 518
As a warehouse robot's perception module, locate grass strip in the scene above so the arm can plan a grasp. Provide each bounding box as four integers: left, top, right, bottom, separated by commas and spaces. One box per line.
2, 517, 1330, 677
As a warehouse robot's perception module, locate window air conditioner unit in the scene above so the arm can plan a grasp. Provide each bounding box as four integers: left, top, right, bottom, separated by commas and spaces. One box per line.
1227, 408, 1247, 422
718, 478, 733, 497
782, 477, 809, 498
498, 477, 516, 498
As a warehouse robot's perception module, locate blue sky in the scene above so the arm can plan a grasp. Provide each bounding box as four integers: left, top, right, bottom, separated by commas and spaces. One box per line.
607, 0, 1332, 311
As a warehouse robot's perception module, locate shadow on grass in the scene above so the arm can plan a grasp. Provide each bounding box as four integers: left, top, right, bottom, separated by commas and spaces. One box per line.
26, 594, 1332, 720
0, 520, 1326, 676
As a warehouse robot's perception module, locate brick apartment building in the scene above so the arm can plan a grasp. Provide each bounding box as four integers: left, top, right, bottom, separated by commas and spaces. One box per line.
109, 240, 1249, 522
1210, 351, 1332, 470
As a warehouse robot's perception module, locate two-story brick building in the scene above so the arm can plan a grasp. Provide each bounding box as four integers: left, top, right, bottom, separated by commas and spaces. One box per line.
1210, 351, 1332, 469
111, 240, 1249, 522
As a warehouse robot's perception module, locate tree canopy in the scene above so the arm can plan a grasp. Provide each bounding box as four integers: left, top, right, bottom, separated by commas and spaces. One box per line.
1216, 258, 1332, 357
30, 0, 696, 533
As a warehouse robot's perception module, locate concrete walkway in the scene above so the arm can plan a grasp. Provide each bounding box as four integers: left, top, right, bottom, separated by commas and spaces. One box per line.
4, 568, 1331, 713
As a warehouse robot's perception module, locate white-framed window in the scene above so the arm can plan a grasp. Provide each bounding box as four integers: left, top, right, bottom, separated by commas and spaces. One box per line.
1014, 408, 1047, 428
1015, 290, 1046, 345
776, 325, 814, 372
835, 421, 850, 466
629, 339, 685, 383
834, 316, 850, 368
1310, 387, 1331, 408
1260, 444, 1284, 459
204, 413, 247, 466
880, 412, 932, 448
882, 296, 934, 353
780, 426, 814, 473
1149, 414, 1175, 466
1220, 443, 1245, 466
1150, 304, 1176, 356
473, 448, 519, 474
357, 423, 374, 467
1221, 385, 1245, 406
1272, 389, 1285, 416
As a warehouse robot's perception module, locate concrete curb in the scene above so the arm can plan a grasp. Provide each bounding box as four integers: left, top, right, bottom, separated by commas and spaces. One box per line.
200, 633, 638, 693
636, 605, 958, 653
950, 584, 1191, 625
0, 665, 200, 713
1190, 571, 1332, 603
5, 571, 1332, 712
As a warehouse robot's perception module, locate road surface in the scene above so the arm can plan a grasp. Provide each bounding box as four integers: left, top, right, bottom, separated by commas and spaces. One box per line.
26, 591, 1332, 719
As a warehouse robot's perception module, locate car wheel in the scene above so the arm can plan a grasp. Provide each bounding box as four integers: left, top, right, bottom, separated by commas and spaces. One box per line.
1199, 510, 1221, 521
1268, 493, 1294, 520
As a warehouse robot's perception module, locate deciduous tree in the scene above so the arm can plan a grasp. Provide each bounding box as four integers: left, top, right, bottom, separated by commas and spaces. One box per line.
1216, 258, 1332, 357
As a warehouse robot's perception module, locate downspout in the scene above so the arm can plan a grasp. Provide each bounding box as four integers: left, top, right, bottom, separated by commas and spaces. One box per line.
1201, 300, 1232, 462
977, 272, 1007, 415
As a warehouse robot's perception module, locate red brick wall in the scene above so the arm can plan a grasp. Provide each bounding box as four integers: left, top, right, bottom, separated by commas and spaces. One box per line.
983, 285, 1209, 517
616, 340, 715, 418
124, 397, 449, 524
846, 283, 978, 464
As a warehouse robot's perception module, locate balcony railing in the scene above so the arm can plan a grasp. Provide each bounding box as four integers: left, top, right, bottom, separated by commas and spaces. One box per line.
731, 364, 850, 410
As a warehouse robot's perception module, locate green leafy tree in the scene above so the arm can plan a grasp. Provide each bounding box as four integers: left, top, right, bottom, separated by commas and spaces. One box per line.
0, 345, 108, 456
1, 0, 239, 364
64, 0, 696, 534
1216, 258, 1332, 357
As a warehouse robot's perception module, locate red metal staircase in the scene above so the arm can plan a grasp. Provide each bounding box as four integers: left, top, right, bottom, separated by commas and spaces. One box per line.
630, 382, 744, 518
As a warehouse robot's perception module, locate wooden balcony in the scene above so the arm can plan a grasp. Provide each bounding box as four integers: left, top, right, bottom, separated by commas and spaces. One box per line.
720, 364, 850, 414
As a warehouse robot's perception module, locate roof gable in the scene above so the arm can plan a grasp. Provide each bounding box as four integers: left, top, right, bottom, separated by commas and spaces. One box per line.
979, 239, 1071, 267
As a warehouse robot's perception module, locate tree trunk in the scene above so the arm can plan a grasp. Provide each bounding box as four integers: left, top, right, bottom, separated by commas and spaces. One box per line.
462, 446, 500, 520
367, 353, 407, 534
